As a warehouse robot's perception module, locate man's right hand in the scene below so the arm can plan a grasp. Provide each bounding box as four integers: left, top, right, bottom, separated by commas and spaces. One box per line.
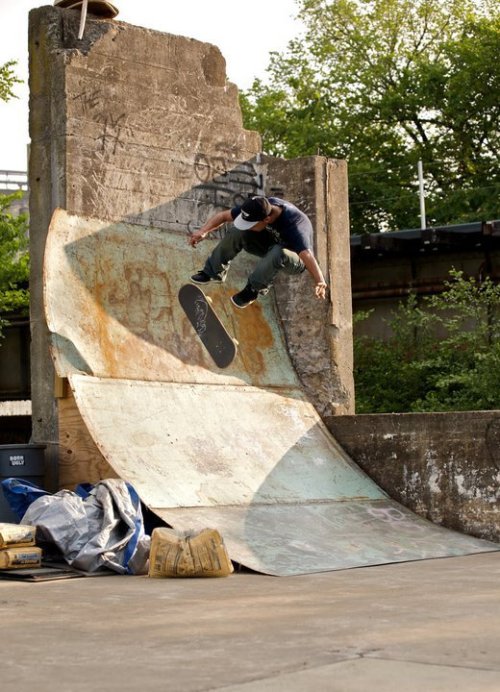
187, 210, 232, 247
188, 230, 206, 247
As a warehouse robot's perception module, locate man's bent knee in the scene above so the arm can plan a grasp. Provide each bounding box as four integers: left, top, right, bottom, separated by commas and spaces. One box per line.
277, 247, 305, 274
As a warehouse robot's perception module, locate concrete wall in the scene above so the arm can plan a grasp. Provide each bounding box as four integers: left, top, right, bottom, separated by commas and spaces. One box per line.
264, 156, 354, 416
28, 7, 263, 487
28, 7, 353, 488
326, 412, 500, 542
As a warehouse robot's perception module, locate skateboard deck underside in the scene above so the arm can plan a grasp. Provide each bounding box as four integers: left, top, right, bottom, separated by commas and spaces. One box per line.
178, 284, 236, 368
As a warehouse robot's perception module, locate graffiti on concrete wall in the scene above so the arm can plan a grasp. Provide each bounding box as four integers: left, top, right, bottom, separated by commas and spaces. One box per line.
70, 86, 265, 233
187, 152, 265, 236
192, 153, 259, 208
97, 113, 130, 155
72, 89, 131, 156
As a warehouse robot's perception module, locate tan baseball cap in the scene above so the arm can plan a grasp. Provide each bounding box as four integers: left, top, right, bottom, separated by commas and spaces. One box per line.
54, 0, 119, 18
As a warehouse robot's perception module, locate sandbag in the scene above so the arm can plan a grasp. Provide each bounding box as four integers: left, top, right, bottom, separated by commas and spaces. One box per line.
148, 527, 233, 578
0, 523, 36, 549
0, 546, 42, 569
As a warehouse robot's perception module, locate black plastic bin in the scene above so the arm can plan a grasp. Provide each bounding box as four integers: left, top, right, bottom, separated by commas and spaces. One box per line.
0, 444, 46, 522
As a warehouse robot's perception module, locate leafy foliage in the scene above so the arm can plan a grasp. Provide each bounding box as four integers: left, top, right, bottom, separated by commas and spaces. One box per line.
354, 270, 500, 412
0, 60, 21, 102
241, 0, 500, 234
0, 60, 27, 339
0, 193, 30, 338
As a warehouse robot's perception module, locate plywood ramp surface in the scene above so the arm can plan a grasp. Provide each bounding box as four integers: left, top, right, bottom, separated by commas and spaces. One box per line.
45, 210, 498, 575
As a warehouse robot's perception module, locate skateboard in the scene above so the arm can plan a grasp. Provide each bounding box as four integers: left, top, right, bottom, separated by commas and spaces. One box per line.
178, 284, 237, 369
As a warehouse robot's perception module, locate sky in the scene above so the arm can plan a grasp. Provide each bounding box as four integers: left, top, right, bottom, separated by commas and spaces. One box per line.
0, 0, 303, 171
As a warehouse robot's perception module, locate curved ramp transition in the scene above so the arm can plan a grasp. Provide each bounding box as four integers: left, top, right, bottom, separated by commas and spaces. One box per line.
44, 209, 498, 575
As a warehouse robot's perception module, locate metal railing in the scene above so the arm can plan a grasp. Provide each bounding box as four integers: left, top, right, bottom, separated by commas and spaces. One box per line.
0, 170, 28, 192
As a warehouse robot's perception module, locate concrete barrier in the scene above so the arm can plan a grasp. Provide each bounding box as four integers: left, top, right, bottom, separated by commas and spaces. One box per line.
326, 411, 500, 542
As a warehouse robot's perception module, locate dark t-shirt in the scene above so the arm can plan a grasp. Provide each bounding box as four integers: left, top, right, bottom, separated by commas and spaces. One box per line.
230, 197, 313, 253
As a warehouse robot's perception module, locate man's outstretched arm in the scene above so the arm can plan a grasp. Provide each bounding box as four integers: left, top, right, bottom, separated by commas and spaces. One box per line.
188, 210, 233, 247
299, 249, 328, 300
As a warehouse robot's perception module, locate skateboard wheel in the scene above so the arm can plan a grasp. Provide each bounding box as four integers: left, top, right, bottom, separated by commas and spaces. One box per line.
232, 339, 239, 346
205, 295, 213, 304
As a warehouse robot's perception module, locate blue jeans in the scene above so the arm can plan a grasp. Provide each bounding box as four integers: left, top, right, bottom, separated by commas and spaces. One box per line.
203, 228, 305, 291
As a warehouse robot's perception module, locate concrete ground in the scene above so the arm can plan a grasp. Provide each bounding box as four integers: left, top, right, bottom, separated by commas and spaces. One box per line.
1, 552, 500, 692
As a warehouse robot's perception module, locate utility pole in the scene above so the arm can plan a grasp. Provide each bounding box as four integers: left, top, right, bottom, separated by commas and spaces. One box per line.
418, 160, 426, 230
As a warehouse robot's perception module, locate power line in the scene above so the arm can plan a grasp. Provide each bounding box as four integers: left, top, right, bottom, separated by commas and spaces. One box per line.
349, 182, 500, 208
348, 161, 497, 180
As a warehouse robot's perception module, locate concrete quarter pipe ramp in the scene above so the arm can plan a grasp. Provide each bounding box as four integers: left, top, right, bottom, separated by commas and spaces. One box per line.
44, 209, 498, 575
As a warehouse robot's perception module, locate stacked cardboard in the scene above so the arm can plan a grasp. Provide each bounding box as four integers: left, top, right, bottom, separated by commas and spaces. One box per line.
0, 523, 42, 569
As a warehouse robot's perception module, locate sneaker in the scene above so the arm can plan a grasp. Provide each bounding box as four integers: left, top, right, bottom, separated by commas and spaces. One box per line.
231, 284, 259, 309
190, 270, 222, 285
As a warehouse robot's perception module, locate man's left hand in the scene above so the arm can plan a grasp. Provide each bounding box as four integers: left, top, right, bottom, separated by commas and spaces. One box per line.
315, 282, 328, 300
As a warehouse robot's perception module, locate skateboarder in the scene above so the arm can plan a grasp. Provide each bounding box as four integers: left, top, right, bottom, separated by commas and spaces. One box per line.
188, 196, 328, 308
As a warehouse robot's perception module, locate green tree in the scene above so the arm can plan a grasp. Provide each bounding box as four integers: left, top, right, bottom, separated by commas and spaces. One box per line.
0, 60, 21, 102
241, 0, 500, 234
0, 60, 27, 338
0, 193, 30, 338
354, 270, 500, 412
